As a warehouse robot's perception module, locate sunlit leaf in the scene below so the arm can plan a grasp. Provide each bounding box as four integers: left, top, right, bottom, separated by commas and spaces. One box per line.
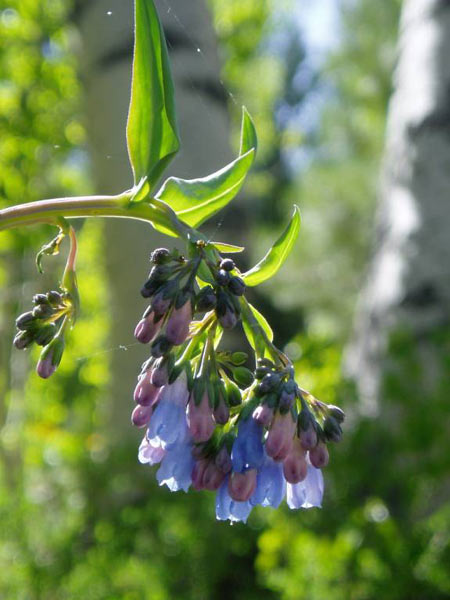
156, 107, 258, 227
127, 0, 180, 191
212, 241, 245, 253
242, 206, 301, 286
248, 302, 273, 342
240, 106, 258, 156
242, 301, 274, 358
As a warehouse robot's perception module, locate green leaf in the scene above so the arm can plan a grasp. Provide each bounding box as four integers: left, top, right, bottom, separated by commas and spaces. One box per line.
240, 106, 258, 156
155, 108, 258, 227
242, 205, 301, 286
248, 303, 273, 342
241, 302, 273, 357
212, 241, 245, 253
127, 0, 180, 190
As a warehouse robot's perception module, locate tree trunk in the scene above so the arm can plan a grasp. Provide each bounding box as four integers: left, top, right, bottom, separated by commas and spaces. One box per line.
77, 0, 231, 427
346, 0, 450, 419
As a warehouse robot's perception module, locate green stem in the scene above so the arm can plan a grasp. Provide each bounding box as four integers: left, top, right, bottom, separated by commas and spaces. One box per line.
0, 191, 195, 240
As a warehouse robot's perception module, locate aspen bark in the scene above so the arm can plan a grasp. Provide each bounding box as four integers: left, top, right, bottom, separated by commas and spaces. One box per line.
347, 0, 450, 416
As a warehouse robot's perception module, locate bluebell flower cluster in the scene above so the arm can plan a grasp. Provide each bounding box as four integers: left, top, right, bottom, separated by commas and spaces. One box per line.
131, 247, 344, 523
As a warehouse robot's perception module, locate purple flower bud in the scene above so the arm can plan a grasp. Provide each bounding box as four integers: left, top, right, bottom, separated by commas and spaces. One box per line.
134, 312, 161, 344
150, 361, 169, 387
228, 469, 257, 502
309, 443, 329, 468
133, 373, 161, 406
165, 301, 192, 345
279, 390, 295, 412
218, 307, 238, 330
187, 391, 215, 443
192, 459, 209, 490
283, 438, 308, 484
265, 412, 296, 461
300, 424, 318, 450
36, 356, 57, 379
213, 396, 230, 425
252, 404, 274, 427
131, 404, 152, 428
215, 446, 232, 474
203, 461, 226, 491
151, 291, 172, 317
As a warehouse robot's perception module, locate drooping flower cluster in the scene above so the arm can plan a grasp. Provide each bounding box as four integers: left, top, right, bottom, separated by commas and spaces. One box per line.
131, 245, 345, 523
14, 290, 71, 378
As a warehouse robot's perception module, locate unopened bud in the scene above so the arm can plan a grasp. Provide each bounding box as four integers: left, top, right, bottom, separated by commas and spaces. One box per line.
196, 286, 217, 312
323, 416, 342, 442
252, 404, 274, 427
309, 443, 329, 468
15, 311, 35, 330
150, 247, 170, 264
35, 323, 56, 347
165, 301, 192, 345
13, 330, 33, 350
216, 269, 230, 286
228, 276, 246, 296
328, 404, 345, 423
131, 404, 152, 428
231, 352, 247, 366
228, 469, 257, 502
219, 258, 235, 272
32, 303, 53, 319
47, 290, 62, 306
226, 379, 242, 407
233, 366, 254, 388
151, 335, 172, 358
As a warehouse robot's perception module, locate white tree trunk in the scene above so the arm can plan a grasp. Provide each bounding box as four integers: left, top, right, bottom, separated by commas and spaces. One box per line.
77, 0, 231, 424
346, 0, 450, 414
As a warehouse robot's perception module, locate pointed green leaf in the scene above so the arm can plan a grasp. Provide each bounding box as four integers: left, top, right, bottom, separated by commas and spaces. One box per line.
127, 0, 180, 191
155, 108, 258, 227
242, 206, 301, 286
212, 241, 245, 253
242, 302, 273, 357
156, 149, 254, 227
240, 106, 258, 156
249, 303, 273, 342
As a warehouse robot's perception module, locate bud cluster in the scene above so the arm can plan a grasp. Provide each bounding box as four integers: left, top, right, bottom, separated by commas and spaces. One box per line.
196, 258, 246, 329
14, 290, 70, 379
132, 246, 345, 523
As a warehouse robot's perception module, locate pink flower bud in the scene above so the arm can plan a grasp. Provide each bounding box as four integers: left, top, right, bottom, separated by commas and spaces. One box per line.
228, 469, 257, 502
150, 361, 169, 387
187, 392, 215, 443
203, 462, 226, 491
213, 397, 230, 425
131, 404, 152, 428
192, 459, 209, 490
252, 404, 274, 427
300, 424, 317, 450
265, 412, 296, 461
134, 312, 161, 344
133, 373, 161, 406
165, 301, 192, 345
215, 446, 232, 474
36, 356, 56, 379
309, 443, 329, 468
151, 291, 172, 316
283, 438, 308, 484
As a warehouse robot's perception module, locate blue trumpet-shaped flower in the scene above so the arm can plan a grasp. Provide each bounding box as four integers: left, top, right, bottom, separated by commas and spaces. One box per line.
215, 477, 253, 523
286, 462, 324, 509
148, 374, 189, 449
138, 435, 166, 465
250, 453, 286, 509
231, 417, 264, 473
156, 441, 195, 492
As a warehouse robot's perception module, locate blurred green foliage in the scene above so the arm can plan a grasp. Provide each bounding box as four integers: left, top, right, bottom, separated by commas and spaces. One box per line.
1, 0, 450, 599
